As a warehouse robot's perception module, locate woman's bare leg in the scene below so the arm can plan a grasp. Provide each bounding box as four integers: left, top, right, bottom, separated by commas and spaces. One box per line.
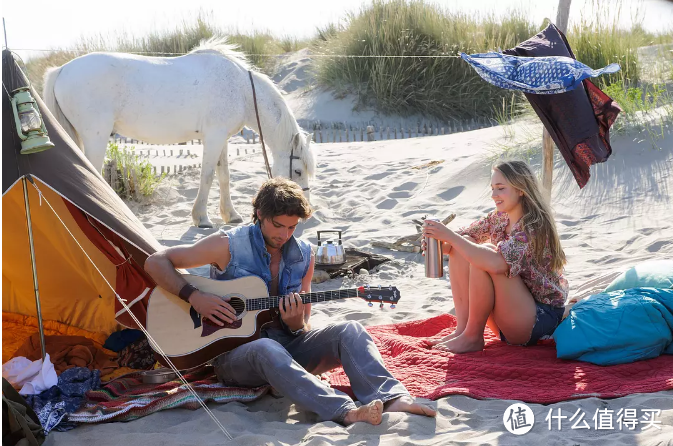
488, 272, 538, 344
435, 263, 494, 352
429, 237, 474, 344
436, 245, 537, 353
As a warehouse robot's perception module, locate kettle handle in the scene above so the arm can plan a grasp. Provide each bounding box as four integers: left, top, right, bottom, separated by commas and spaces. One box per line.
317, 230, 342, 246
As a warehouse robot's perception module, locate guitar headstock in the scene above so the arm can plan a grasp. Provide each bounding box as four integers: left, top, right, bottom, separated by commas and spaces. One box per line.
357, 285, 401, 309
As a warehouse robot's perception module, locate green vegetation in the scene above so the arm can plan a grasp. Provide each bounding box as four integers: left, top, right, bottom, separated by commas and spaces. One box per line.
105, 142, 165, 199
314, 0, 672, 121
313, 0, 537, 120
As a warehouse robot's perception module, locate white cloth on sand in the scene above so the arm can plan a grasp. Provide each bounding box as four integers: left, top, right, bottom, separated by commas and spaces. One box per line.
2, 353, 58, 395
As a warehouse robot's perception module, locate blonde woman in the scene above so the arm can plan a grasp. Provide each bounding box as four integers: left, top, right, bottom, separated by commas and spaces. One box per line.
423, 160, 568, 353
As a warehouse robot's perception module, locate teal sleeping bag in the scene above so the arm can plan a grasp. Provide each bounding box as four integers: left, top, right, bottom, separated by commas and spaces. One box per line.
554, 287, 673, 365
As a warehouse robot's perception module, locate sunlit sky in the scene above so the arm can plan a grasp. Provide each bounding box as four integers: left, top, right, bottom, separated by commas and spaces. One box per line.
3, 0, 673, 61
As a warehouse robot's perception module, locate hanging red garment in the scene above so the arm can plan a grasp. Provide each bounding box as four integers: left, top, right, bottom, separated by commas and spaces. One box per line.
64, 200, 155, 329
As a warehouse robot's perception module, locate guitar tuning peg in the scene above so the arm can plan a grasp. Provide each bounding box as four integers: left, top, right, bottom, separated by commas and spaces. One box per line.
379, 302, 384, 309
390, 304, 396, 309
368, 302, 373, 307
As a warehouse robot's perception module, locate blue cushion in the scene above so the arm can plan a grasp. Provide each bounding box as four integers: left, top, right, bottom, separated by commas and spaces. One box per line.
605, 260, 673, 292
554, 288, 673, 365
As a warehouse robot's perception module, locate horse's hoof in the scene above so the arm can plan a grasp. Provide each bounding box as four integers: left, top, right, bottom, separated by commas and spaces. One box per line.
222, 212, 243, 224
193, 216, 213, 228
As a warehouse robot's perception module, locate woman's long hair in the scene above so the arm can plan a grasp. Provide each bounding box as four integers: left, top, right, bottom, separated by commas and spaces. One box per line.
494, 160, 566, 273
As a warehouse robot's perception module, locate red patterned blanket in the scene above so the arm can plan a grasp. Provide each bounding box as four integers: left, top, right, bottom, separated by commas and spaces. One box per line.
328, 314, 673, 403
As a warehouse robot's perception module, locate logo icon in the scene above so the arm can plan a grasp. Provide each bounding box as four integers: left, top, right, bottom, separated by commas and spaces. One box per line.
503, 403, 535, 435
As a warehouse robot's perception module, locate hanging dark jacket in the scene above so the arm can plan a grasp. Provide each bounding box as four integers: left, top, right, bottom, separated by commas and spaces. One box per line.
503, 23, 621, 188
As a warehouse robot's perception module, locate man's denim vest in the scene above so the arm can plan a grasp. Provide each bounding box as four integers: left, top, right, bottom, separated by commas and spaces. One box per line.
210, 222, 312, 296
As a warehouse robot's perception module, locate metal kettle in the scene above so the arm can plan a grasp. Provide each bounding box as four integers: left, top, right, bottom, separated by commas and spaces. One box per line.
316, 230, 346, 265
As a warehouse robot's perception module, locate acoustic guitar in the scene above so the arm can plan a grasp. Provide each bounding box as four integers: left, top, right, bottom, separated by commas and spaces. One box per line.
146, 274, 401, 370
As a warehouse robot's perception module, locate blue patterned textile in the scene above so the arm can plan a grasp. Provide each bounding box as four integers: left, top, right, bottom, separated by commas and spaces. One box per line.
460, 52, 620, 94
24, 368, 101, 434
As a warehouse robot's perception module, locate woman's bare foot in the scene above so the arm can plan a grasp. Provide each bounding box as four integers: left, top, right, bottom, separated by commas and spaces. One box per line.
384, 395, 437, 417
343, 400, 384, 425
434, 333, 485, 353
428, 329, 464, 345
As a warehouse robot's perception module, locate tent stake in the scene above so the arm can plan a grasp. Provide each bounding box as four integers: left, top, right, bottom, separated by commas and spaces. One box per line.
22, 176, 47, 361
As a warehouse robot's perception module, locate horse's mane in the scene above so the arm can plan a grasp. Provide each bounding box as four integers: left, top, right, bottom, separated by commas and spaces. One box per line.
190, 37, 251, 70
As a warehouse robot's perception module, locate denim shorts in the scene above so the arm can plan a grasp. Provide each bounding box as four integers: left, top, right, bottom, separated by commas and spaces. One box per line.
500, 302, 565, 346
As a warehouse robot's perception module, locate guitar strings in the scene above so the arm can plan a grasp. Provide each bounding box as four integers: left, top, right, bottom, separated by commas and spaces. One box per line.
28, 180, 234, 441
246, 289, 359, 310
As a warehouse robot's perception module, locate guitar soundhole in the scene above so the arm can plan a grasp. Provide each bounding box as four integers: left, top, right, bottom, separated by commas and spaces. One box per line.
227, 296, 245, 316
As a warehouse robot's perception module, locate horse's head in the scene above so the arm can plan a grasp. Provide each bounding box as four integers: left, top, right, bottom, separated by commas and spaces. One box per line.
272, 132, 316, 202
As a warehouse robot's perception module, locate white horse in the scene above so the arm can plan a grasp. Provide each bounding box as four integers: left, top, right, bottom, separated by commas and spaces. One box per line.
43, 38, 316, 227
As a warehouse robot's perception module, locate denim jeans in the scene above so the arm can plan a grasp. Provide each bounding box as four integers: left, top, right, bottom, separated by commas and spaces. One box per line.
212, 321, 409, 423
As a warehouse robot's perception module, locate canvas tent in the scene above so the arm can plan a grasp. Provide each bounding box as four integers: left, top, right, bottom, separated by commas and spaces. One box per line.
2, 49, 161, 356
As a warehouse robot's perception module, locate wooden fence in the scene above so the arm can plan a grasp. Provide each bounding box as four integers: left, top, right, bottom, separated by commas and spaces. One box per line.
111, 117, 495, 147
301, 118, 496, 144
103, 116, 494, 186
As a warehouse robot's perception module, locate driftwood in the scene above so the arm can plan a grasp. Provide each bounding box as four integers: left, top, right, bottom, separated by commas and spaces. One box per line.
371, 241, 420, 253
371, 213, 456, 253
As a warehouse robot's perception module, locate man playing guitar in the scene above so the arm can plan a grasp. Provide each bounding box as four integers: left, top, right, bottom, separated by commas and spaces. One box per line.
144, 178, 436, 425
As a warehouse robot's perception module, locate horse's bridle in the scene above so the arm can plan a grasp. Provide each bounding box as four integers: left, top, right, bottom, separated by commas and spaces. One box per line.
249, 70, 309, 193
290, 147, 309, 192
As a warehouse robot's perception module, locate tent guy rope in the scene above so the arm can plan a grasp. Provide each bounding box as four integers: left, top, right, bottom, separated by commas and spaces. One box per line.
26, 179, 234, 441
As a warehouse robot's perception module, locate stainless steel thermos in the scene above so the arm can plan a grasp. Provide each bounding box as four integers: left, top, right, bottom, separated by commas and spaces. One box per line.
424, 218, 443, 278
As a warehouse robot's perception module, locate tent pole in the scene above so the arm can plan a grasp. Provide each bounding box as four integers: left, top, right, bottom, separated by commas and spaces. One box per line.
22, 176, 47, 361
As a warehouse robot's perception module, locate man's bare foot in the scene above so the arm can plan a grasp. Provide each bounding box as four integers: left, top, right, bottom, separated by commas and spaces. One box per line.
384, 395, 437, 417
428, 329, 464, 345
434, 333, 484, 353
343, 400, 384, 426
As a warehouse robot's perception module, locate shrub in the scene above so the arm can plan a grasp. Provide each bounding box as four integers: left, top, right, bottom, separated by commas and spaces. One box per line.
104, 142, 164, 199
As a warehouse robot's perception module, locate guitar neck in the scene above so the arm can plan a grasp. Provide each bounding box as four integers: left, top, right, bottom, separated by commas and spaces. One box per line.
246, 288, 360, 311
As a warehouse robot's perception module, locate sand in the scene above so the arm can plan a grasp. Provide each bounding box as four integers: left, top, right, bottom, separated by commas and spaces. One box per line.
50, 112, 673, 445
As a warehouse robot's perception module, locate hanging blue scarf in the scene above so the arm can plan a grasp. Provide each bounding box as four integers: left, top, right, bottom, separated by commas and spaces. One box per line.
461, 52, 620, 94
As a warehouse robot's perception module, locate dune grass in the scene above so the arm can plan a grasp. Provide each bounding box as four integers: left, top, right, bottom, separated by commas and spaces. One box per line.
314, 0, 673, 121
105, 142, 165, 199
24, 12, 308, 94
313, 0, 537, 121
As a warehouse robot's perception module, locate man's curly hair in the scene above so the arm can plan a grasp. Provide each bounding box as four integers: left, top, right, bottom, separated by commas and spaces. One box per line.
252, 178, 313, 223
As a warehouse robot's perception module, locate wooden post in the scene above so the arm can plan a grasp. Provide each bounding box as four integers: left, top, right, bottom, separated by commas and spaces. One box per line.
542, 0, 572, 201
367, 125, 375, 142
103, 162, 111, 187
110, 159, 119, 192
131, 169, 140, 201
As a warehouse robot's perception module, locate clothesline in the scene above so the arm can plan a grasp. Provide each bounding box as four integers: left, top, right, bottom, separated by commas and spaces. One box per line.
8, 47, 464, 58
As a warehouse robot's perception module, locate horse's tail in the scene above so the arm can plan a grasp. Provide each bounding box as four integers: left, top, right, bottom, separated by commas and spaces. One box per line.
43, 66, 83, 149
